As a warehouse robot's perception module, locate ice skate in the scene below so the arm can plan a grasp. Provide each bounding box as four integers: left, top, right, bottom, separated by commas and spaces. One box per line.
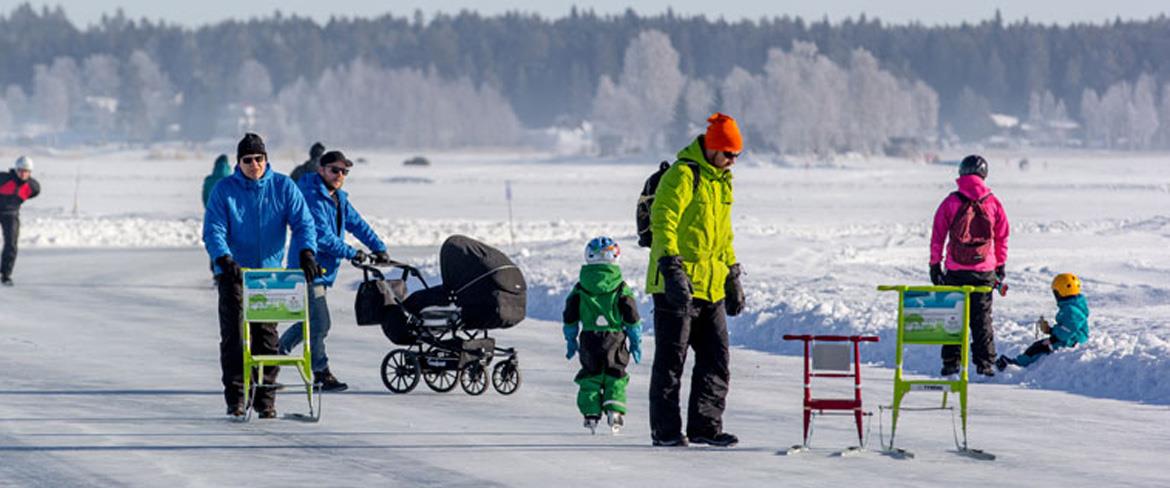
606, 411, 624, 434
583, 415, 600, 435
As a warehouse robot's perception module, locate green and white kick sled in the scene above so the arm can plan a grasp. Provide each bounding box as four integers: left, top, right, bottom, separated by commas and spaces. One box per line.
241, 269, 322, 422
876, 284, 994, 460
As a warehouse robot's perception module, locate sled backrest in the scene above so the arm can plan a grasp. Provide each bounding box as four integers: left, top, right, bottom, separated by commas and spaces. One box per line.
812, 342, 853, 372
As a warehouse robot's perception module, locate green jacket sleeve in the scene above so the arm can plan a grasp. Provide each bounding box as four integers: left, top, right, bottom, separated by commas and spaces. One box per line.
650, 163, 695, 258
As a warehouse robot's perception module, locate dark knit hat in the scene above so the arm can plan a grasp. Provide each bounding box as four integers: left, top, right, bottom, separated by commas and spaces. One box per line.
320, 150, 353, 167
310, 142, 325, 159
237, 132, 267, 161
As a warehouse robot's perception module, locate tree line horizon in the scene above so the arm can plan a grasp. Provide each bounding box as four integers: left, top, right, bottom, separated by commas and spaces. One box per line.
2, 3, 1168, 152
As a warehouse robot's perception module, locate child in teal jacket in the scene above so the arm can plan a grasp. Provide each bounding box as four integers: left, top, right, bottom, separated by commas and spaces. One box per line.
563, 236, 642, 434
998, 273, 1090, 369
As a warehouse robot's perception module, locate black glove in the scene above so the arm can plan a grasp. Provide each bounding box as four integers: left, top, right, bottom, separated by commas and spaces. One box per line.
299, 249, 322, 282
353, 249, 368, 264
371, 251, 391, 265
724, 263, 745, 316
930, 263, 945, 286
657, 255, 692, 309
995, 265, 1006, 282
215, 255, 242, 283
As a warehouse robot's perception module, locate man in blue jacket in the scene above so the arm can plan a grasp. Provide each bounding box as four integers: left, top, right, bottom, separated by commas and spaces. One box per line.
282, 150, 388, 392
203, 132, 320, 419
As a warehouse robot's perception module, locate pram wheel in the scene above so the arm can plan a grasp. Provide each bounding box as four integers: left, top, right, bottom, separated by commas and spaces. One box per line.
491, 360, 521, 395
423, 369, 458, 393
381, 349, 420, 394
459, 362, 488, 395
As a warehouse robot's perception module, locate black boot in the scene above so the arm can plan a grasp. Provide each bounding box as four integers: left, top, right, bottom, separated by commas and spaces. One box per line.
315, 368, 349, 392
939, 363, 960, 377
995, 355, 1015, 371
689, 432, 739, 447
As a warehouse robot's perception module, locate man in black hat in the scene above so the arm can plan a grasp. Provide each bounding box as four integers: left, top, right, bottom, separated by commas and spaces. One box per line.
203, 132, 320, 418
282, 150, 389, 391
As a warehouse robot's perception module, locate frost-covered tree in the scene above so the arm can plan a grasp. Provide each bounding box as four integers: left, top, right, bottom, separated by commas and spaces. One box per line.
1080, 88, 1104, 147
591, 29, 685, 153
263, 59, 521, 149
1129, 74, 1159, 149
32, 57, 82, 132
717, 42, 936, 156
1080, 75, 1161, 149
123, 50, 179, 141
1159, 83, 1170, 148
82, 54, 121, 137
236, 59, 274, 105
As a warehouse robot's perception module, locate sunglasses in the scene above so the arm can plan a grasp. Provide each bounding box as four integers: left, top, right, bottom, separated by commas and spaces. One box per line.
722, 151, 741, 159
240, 155, 266, 165
327, 166, 350, 176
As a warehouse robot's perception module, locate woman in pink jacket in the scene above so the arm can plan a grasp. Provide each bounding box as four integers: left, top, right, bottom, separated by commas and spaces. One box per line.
929, 154, 1010, 377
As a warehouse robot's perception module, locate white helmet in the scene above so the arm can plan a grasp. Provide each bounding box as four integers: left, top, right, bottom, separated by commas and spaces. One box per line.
13, 156, 33, 172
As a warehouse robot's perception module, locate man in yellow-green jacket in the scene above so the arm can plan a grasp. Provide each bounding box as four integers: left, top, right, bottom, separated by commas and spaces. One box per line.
647, 113, 745, 448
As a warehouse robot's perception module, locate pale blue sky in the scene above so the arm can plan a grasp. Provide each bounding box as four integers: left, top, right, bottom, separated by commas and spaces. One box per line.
2, 0, 1167, 27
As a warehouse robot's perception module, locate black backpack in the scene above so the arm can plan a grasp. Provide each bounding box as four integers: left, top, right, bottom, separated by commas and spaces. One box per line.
636, 159, 700, 248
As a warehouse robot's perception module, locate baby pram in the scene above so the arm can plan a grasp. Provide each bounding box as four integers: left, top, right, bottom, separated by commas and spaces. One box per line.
353, 235, 526, 395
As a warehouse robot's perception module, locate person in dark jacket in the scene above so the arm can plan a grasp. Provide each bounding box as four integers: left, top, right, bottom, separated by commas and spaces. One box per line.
929, 154, 1010, 377
203, 133, 319, 418
0, 156, 40, 286
281, 150, 389, 392
202, 154, 232, 207
289, 142, 325, 182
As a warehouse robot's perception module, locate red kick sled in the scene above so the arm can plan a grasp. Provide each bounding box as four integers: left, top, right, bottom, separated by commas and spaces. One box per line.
782, 334, 879, 455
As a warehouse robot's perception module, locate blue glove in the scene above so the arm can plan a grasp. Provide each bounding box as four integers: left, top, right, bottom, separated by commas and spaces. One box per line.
563, 325, 579, 360
625, 323, 643, 364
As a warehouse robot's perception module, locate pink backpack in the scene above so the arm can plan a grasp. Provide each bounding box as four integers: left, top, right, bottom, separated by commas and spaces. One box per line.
948, 192, 994, 265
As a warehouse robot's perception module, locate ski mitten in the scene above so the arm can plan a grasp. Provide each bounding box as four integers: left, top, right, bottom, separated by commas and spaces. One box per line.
299, 249, 323, 282
215, 254, 242, 283
563, 324, 580, 360
724, 263, 745, 316
929, 263, 945, 286
625, 323, 643, 364
657, 255, 692, 308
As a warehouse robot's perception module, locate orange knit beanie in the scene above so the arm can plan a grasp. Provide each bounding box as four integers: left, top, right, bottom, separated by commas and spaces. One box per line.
705, 113, 743, 152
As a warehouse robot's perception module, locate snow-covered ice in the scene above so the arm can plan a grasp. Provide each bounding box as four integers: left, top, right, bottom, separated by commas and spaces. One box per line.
3, 149, 1170, 485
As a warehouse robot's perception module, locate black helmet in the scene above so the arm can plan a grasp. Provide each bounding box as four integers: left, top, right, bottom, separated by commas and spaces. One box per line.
959, 155, 988, 179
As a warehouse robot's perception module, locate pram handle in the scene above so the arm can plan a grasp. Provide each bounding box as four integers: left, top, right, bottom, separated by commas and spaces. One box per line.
350, 258, 431, 289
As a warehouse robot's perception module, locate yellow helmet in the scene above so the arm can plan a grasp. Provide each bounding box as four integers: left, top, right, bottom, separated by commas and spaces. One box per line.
1052, 273, 1082, 298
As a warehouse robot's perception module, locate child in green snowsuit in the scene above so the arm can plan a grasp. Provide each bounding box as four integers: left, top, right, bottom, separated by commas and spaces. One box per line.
563, 236, 642, 432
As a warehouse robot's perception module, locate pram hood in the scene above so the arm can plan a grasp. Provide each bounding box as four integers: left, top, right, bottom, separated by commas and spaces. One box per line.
438, 235, 527, 329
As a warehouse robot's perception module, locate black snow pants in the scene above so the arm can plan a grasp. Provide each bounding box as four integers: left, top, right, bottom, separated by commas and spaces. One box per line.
217, 274, 279, 411
576, 330, 632, 381
649, 294, 730, 441
941, 269, 998, 370
1, 213, 18, 278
